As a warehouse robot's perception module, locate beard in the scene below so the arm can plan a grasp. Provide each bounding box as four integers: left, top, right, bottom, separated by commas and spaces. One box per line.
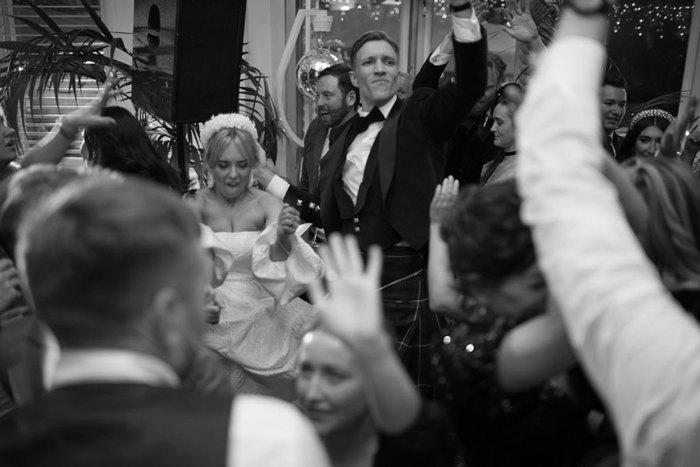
318, 104, 351, 128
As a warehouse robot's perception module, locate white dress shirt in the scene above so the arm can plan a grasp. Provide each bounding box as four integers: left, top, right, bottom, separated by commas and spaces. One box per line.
342, 95, 397, 203
47, 349, 330, 467
517, 37, 700, 466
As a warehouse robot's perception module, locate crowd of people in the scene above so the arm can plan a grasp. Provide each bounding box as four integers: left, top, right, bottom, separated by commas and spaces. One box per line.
0, 0, 700, 465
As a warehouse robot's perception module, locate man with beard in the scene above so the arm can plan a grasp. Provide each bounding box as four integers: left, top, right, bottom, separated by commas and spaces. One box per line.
256, 64, 358, 225
600, 69, 627, 159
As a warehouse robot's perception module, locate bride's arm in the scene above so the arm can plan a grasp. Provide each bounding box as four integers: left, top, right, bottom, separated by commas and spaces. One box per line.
259, 192, 297, 262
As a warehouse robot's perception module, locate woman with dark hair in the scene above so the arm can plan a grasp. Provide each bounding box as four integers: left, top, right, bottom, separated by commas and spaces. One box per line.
428, 178, 594, 467
82, 106, 182, 193
617, 108, 674, 162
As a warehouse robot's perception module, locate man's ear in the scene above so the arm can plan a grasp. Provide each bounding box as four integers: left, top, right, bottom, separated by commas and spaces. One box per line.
345, 90, 357, 108
149, 287, 193, 372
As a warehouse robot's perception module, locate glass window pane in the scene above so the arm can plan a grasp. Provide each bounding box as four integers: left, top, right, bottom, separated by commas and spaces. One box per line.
608, 1, 694, 112
313, 0, 403, 63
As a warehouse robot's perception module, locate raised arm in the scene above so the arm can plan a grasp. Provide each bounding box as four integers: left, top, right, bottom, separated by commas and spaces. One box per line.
20, 75, 119, 167
413, 33, 452, 91
415, 2, 488, 143
309, 235, 420, 434
428, 177, 463, 317
517, 1, 700, 464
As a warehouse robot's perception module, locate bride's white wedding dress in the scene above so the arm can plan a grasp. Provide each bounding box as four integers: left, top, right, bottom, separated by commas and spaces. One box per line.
201, 223, 322, 400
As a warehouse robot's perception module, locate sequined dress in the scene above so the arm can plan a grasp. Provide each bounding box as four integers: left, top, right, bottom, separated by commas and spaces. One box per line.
432, 309, 594, 466
202, 223, 321, 401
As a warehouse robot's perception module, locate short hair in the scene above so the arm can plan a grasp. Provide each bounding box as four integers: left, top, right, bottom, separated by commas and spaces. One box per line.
318, 63, 359, 108
203, 126, 259, 170
617, 114, 672, 162
0, 165, 82, 259
441, 180, 536, 296
622, 157, 700, 291
83, 106, 183, 193
17, 176, 202, 347
487, 52, 507, 86
350, 30, 399, 69
602, 68, 627, 91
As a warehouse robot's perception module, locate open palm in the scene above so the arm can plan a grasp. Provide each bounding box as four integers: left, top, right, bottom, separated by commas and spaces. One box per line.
309, 234, 384, 349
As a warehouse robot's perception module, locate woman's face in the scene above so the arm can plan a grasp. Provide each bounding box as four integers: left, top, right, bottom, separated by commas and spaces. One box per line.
467, 265, 547, 320
635, 125, 664, 158
296, 332, 369, 437
491, 103, 516, 151
210, 140, 251, 200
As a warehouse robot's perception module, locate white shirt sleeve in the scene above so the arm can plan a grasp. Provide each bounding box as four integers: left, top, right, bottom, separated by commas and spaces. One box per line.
266, 175, 290, 200
517, 36, 700, 466
429, 46, 452, 66
451, 8, 481, 43
228, 395, 330, 467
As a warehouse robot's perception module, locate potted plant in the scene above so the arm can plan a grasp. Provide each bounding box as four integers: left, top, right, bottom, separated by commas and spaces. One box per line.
0, 0, 280, 187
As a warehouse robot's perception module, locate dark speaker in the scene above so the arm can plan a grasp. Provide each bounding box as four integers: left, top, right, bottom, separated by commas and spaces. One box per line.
132, 0, 247, 123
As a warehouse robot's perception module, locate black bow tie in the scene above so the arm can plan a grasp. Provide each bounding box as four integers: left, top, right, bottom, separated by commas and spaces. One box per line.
352, 107, 385, 134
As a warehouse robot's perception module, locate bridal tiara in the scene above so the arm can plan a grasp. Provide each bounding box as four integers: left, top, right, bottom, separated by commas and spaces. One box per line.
200, 113, 259, 149
630, 108, 675, 130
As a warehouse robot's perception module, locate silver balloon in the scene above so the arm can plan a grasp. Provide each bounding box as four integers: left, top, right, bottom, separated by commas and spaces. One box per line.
295, 47, 342, 100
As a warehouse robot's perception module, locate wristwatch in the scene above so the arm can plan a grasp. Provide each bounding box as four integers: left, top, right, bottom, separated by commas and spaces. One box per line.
564, 0, 611, 16
449, 2, 472, 13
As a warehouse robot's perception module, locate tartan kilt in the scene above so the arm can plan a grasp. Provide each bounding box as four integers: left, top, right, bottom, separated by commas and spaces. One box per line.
377, 246, 446, 399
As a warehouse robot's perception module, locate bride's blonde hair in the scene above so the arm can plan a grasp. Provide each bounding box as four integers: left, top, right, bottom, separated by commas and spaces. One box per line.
201, 113, 262, 169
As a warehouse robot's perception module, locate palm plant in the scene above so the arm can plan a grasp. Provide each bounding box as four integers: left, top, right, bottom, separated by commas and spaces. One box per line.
0, 0, 280, 185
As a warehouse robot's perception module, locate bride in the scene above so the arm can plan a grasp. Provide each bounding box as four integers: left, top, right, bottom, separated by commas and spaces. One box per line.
188, 113, 322, 400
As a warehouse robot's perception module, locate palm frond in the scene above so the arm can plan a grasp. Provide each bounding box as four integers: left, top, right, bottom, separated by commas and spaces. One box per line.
0, 1, 280, 180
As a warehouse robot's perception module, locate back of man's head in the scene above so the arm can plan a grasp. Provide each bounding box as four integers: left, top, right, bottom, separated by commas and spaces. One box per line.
16, 175, 205, 350
0, 164, 82, 259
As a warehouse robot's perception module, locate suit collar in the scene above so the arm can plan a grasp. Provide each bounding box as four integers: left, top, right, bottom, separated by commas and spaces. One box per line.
359, 95, 398, 119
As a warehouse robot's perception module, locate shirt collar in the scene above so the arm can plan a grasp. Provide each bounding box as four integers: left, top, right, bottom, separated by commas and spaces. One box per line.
358, 95, 397, 119
48, 348, 181, 390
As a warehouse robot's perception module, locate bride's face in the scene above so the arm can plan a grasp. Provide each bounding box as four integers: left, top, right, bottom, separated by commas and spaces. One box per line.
211, 141, 252, 200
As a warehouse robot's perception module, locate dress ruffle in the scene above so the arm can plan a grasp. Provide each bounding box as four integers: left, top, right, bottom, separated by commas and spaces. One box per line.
251, 222, 323, 305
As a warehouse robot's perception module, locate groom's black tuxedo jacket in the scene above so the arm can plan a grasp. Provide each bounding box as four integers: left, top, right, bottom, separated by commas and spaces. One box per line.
319, 33, 488, 251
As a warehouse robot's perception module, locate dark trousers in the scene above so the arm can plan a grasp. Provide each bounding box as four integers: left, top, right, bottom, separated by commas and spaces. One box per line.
376, 246, 445, 399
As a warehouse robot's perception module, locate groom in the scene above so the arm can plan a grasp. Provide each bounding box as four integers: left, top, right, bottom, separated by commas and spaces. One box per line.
318, 1, 487, 396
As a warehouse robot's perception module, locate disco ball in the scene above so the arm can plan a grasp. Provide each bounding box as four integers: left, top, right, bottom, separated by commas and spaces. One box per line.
295, 47, 342, 100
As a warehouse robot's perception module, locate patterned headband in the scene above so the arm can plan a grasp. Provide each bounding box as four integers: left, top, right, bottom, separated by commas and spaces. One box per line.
200, 113, 259, 149
630, 108, 675, 130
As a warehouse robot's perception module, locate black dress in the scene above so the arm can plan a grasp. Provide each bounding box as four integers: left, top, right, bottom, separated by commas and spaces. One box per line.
432, 309, 595, 467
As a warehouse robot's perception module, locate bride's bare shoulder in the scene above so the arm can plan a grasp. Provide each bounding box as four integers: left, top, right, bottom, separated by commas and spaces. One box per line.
183, 189, 211, 221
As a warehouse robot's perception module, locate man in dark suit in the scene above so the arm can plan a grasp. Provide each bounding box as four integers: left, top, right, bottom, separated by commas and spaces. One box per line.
0, 176, 328, 467
600, 69, 627, 159
318, 1, 487, 397
256, 64, 358, 225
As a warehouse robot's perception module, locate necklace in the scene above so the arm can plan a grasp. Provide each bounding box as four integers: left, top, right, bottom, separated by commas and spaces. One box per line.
209, 187, 237, 209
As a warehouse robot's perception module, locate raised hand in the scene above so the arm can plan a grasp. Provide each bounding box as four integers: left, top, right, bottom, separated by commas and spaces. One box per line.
472, 0, 490, 23
659, 96, 698, 159
60, 73, 121, 134
501, 0, 540, 45
309, 234, 384, 349
276, 204, 301, 239
430, 176, 460, 224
